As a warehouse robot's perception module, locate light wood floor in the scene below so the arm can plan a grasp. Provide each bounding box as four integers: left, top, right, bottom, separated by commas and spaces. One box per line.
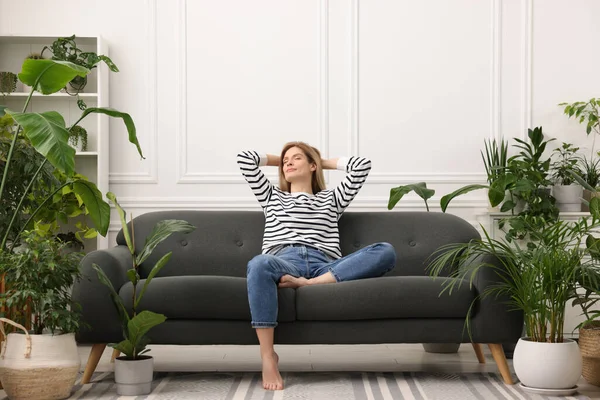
78, 343, 600, 399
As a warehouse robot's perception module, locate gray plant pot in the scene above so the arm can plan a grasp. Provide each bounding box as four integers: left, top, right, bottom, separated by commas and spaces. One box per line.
553, 184, 583, 212
422, 343, 461, 353
114, 356, 154, 396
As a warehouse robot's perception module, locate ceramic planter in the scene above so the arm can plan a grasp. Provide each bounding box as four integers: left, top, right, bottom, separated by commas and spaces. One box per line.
114, 355, 154, 396
0, 319, 80, 400
513, 337, 581, 390
553, 184, 583, 212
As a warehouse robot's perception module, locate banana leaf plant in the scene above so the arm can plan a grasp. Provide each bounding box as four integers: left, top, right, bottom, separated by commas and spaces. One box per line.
0, 58, 144, 252
92, 193, 195, 360
388, 182, 435, 211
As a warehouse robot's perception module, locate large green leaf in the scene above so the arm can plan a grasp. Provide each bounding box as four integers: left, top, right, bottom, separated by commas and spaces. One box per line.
92, 264, 130, 327
107, 192, 134, 254
590, 197, 600, 220
440, 184, 488, 212
78, 108, 144, 159
135, 252, 172, 309
127, 310, 166, 351
0, 106, 6, 117
18, 59, 88, 95
8, 110, 75, 176
388, 183, 435, 210
110, 339, 134, 359
73, 180, 110, 236
136, 220, 196, 266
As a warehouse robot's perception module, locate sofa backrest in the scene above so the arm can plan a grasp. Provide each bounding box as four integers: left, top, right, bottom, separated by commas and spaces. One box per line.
116, 210, 479, 278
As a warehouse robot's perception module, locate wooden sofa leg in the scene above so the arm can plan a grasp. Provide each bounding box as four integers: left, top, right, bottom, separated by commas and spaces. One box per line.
488, 343, 513, 384
472, 343, 485, 364
111, 349, 120, 363
82, 343, 107, 384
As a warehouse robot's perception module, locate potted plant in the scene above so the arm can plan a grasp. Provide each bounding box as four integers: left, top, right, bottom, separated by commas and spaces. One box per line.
92, 193, 195, 396
41, 35, 117, 107
68, 125, 88, 152
427, 203, 600, 393
481, 137, 510, 211
551, 142, 583, 212
0, 230, 84, 400
0, 72, 17, 95
579, 155, 600, 212
0, 38, 144, 397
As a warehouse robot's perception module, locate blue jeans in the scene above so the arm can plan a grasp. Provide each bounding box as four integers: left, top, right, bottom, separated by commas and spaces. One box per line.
246, 242, 396, 328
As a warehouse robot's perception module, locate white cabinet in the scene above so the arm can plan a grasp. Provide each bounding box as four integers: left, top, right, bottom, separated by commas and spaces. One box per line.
0, 35, 109, 251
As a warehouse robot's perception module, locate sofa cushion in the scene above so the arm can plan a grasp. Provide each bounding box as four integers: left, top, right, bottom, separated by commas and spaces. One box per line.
119, 276, 296, 322
295, 276, 474, 321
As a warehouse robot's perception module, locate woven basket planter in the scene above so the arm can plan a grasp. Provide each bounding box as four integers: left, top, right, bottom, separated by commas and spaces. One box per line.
0, 318, 80, 400
580, 322, 600, 386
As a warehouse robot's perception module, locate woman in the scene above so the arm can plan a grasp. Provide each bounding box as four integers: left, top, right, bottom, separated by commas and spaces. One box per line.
237, 142, 396, 390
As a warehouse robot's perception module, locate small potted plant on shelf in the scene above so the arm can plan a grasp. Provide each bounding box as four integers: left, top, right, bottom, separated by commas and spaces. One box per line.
92, 193, 195, 396
427, 205, 600, 394
68, 125, 88, 152
0, 71, 17, 95
41, 34, 117, 105
0, 230, 84, 400
550, 142, 583, 212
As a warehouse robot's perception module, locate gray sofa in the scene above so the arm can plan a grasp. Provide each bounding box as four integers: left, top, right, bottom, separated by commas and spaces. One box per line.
73, 211, 523, 384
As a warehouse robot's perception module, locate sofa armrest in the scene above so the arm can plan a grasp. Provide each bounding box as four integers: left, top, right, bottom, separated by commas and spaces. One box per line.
73, 245, 132, 344
466, 253, 524, 343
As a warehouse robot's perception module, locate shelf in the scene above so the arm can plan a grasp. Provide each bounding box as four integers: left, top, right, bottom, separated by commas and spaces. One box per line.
5, 92, 98, 98
75, 151, 98, 157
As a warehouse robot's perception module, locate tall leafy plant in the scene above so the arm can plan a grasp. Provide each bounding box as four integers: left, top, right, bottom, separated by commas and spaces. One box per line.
427, 201, 600, 343
1, 230, 84, 334
92, 193, 195, 360
0, 56, 144, 254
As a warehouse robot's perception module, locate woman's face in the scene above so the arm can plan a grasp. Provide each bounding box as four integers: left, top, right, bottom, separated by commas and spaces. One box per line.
282, 146, 316, 182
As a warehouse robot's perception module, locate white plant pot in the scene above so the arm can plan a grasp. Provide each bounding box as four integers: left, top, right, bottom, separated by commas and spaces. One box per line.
114, 356, 154, 396
553, 184, 583, 212
0, 319, 80, 400
513, 337, 581, 390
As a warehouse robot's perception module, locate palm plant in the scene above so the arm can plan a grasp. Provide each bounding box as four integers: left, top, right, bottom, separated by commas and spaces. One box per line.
427, 201, 600, 343
578, 155, 600, 189
481, 137, 508, 185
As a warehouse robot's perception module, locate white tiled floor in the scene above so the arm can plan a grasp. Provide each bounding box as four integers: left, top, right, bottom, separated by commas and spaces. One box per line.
81, 343, 600, 398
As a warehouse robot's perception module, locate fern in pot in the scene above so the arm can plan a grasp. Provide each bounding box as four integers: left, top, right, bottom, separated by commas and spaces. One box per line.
92, 193, 195, 396
427, 203, 600, 393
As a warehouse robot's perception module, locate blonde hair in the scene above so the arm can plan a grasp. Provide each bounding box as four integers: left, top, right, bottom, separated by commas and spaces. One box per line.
279, 141, 326, 194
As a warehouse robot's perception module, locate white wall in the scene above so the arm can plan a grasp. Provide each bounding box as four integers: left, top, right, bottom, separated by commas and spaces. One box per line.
1, 0, 599, 243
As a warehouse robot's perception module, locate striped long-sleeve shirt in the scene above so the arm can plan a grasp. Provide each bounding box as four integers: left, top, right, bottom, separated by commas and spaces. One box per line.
237, 151, 372, 259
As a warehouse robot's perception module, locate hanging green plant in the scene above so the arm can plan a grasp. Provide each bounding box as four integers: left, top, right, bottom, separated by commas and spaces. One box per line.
68, 125, 88, 152
0, 72, 17, 95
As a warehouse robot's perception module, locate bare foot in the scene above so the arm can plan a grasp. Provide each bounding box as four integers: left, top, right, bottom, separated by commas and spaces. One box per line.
262, 352, 283, 390
278, 275, 310, 288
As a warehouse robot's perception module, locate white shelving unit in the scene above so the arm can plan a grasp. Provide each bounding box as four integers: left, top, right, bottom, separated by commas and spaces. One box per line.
0, 35, 110, 252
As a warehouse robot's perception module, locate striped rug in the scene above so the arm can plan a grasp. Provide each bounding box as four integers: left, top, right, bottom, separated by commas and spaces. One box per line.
32, 371, 591, 400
